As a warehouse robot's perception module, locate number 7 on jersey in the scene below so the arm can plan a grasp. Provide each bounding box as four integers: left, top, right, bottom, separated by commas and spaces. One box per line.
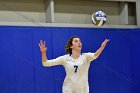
74, 65, 78, 73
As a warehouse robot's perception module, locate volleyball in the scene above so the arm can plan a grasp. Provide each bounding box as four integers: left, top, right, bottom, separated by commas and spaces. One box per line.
91, 11, 107, 26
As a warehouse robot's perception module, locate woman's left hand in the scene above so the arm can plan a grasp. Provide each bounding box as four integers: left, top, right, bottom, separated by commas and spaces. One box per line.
101, 39, 109, 48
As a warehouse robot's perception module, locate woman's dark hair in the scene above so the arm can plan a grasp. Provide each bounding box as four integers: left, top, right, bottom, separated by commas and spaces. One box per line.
65, 36, 80, 55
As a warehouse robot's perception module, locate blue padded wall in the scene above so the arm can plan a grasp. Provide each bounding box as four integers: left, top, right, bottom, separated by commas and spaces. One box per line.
33, 27, 55, 93
0, 26, 35, 93
0, 26, 140, 93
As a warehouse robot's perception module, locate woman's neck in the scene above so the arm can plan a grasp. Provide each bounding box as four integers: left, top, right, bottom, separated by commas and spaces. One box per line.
71, 51, 81, 59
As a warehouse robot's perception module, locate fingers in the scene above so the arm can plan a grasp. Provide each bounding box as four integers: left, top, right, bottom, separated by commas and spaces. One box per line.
40, 40, 43, 46
105, 39, 110, 43
39, 40, 46, 47
107, 39, 110, 41
44, 41, 46, 47
102, 39, 109, 47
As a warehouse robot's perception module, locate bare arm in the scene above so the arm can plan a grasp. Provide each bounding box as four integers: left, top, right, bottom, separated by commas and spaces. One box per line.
39, 40, 47, 62
39, 40, 65, 67
94, 39, 109, 58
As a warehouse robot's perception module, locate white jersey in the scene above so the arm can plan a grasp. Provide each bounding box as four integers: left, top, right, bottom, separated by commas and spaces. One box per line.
42, 52, 97, 93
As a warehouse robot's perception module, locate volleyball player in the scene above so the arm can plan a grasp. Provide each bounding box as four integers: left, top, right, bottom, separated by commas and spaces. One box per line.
39, 36, 109, 93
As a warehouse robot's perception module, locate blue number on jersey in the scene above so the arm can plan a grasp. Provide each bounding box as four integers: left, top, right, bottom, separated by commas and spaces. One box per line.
74, 65, 78, 73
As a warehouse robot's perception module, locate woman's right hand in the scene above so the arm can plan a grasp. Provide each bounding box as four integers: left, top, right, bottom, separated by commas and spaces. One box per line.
39, 40, 47, 53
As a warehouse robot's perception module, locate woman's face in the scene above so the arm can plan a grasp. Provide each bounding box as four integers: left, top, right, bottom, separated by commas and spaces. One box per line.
70, 38, 82, 51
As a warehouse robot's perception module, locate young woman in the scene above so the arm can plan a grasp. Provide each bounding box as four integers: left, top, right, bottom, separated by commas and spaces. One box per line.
39, 36, 109, 93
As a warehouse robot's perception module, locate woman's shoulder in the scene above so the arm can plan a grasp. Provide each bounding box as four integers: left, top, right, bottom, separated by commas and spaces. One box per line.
58, 54, 70, 59
82, 52, 93, 55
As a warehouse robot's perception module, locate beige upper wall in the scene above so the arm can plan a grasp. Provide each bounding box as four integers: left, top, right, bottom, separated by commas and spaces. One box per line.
54, 0, 136, 25
0, 0, 136, 25
0, 0, 45, 4
54, 0, 120, 24
0, 0, 46, 22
